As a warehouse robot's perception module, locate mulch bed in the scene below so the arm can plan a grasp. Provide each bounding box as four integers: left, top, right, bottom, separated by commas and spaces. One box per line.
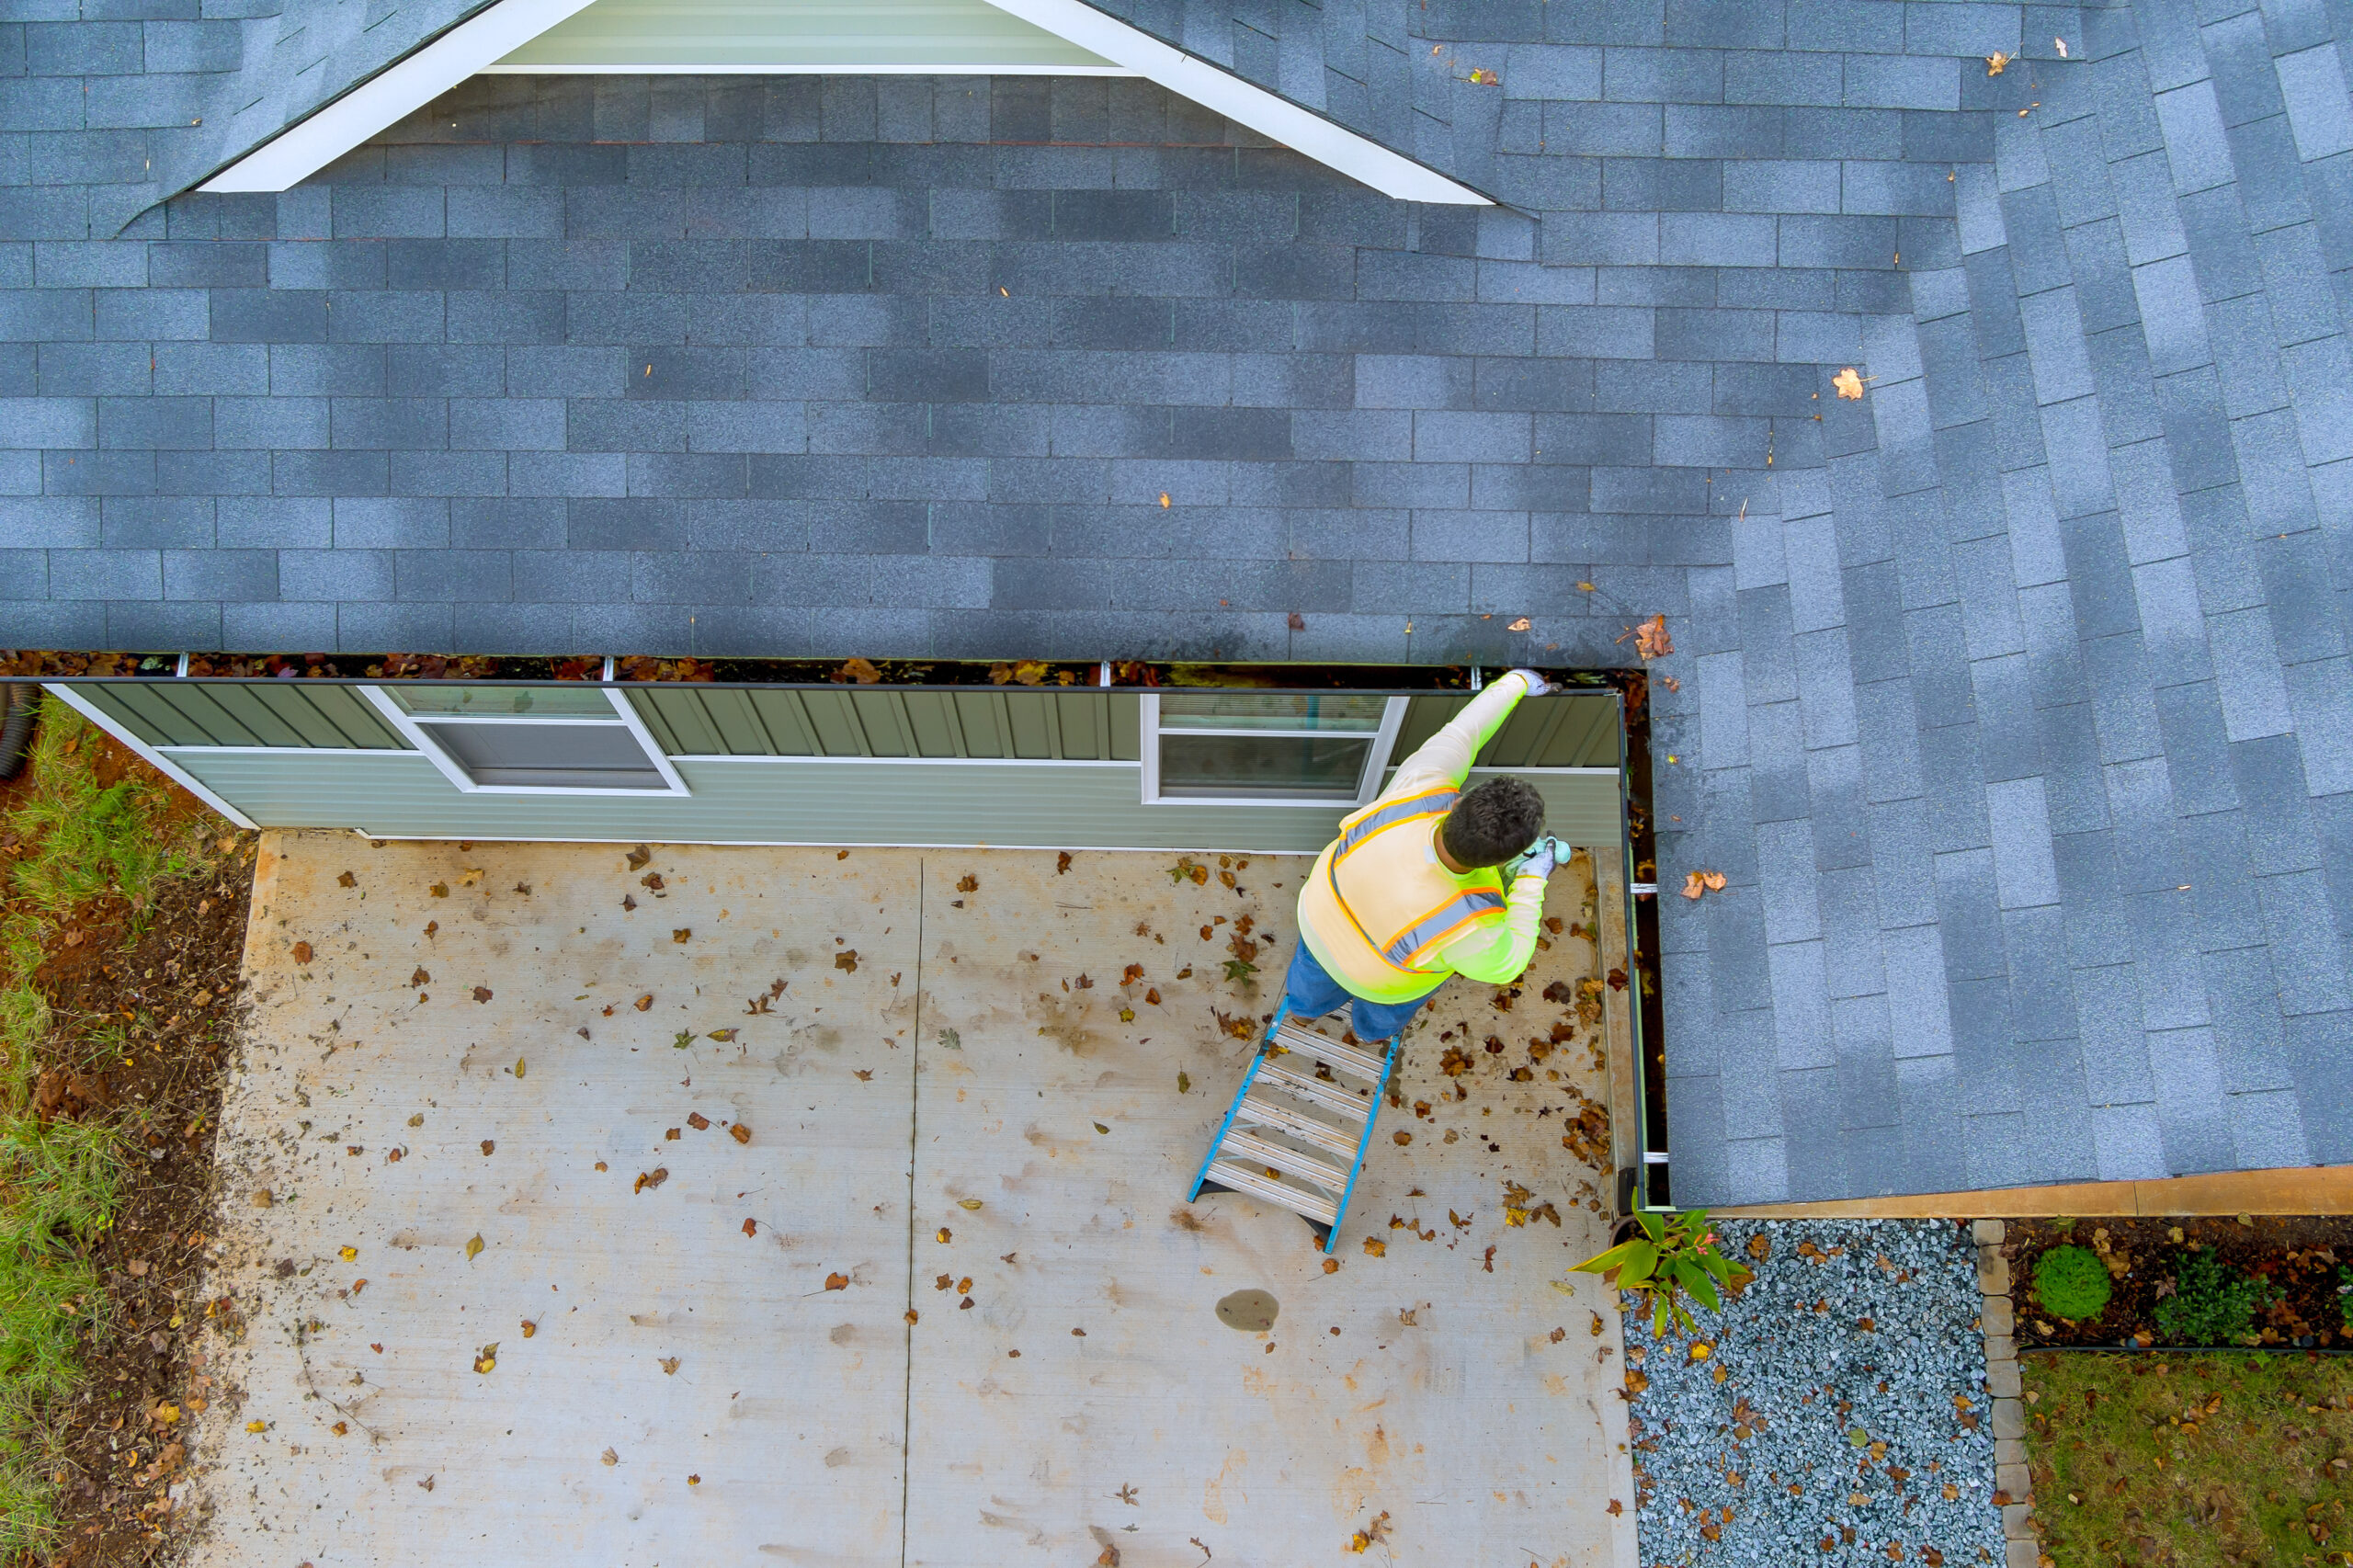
5, 733, 253, 1567
2006, 1216, 2353, 1350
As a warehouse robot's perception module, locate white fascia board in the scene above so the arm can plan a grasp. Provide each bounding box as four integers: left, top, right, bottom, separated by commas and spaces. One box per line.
200, 0, 1486, 205
199, 0, 605, 193
480, 62, 1137, 74
974, 0, 1490, 205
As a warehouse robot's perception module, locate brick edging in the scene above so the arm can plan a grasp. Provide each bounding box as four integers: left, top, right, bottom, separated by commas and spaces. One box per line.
1974, 1219, 2042, 1568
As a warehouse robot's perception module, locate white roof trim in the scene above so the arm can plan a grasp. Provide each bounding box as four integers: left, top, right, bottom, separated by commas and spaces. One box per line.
976, 0, 1488, 205
199, 0, 1489, 204
201, 0, 604, 193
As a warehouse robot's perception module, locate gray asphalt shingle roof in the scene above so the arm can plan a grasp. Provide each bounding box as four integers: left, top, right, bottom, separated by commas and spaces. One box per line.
3, 0, 2348, 1203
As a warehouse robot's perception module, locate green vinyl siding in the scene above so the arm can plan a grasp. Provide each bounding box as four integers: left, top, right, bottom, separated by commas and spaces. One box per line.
492, 0, 1117, 72
161, 751, 1625, 854
1391, 691, 1621, 769
626, 687, 1138, 762
61, 681, 406, 750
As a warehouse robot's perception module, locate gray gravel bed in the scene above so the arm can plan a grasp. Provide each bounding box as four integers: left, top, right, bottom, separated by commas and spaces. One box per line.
1624, 1218, 2002, 1568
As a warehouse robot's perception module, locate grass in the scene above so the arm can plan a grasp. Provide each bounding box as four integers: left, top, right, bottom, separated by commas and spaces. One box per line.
0, 699, 222, 1555
2020, 1349, 2353, 1568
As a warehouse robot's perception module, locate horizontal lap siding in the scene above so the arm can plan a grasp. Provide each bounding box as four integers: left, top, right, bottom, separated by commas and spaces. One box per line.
165, 751, 1623, 852
626, 687, 1137, 761
1393, 692, 1623, 768
57, 682, 404, 749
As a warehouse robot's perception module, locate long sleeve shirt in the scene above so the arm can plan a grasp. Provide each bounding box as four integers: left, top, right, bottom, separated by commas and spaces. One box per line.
1393, 671, 1549, 983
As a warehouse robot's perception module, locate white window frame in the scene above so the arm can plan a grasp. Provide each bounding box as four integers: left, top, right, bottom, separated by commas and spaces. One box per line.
358, 684, 688, 797
1139, 692, 1405, 809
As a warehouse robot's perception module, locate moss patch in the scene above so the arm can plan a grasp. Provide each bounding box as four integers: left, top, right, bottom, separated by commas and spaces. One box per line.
2020, 1349, 2353, 1568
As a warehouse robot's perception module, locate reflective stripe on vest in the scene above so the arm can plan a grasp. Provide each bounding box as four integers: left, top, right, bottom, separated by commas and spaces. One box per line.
1381, 889, 1507, 970
1320, 786, 1503, 974
1332, 787, 1457, 865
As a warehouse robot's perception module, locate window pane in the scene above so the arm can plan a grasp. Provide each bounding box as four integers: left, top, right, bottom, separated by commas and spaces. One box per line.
389, 685, 617, 717
1157, 693, 1389, 733
1158, 734, 1371, 800
421, 722, 667, 790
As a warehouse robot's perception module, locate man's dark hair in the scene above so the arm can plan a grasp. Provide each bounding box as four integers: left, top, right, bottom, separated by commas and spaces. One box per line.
1440, 778, 1546, 869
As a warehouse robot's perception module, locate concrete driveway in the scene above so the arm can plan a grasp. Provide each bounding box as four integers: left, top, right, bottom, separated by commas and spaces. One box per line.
188, 834, 1637, 1568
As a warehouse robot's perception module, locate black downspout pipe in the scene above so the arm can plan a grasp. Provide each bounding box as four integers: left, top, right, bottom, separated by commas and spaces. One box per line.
0, 684, 35, 781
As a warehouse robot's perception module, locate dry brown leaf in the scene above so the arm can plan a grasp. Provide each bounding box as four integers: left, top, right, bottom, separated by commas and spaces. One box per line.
1633, 613, 1673, 660
688, 1111, 710, 1130
336, 870, 356, 888
729, 1123, 751, 1144
672, 928, 690, 944
824, 1272, 849, 1291
1833, 367, 1867, 400
634, 994, 654, 1011
1507, 616, 1531, 631
626, 845, 651, 869
957, 874, 979, 892
835, 950, 858, 972
835, 656, 881, 685
742, 1218, 756, 1236
291, 941, 313, 964
1985, 50, 2010, 74
472, 986, 493, 1003
659, 1357, 680, 1375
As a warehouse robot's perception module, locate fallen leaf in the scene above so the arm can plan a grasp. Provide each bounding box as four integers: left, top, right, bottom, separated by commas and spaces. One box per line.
824, 1272, 849, 1291
730, 1123, 751, 1144
1507, 616, 1531, 631
688, 1111, 711, 1130
854, 1069, 873, 1080
633, 1167, 669, 1192
835, 951, 858, 972
957, 874, 979, 892
472, 986, 492, 1003
513, 1056, 526, 1077
246, 1420, 267, 1433
1176, 1070, 1191, 1093
1363, 1238, 1386, 1256
674, 1030, 694, 1050
1607, 1499, 1623, 1516
410, 967, 429, 987
1094, 1121, 1110, 1134
708, 1028, 737, 1042
336, 869, 357, 888
1633, 613, 1672, 660
626, 845, 651, 870
672, 928, 690, 944
474, 1342, 498, 1373
2053, 36, 2067, 56
1833, 366, 1866, 400
959, 1198, 983, 1210
339, 1245, 358, 1261
659, 1357, 680, 1375
430, 883, 449, 899
938, 1228, 953, 1243
1287, 611, 1306, 631
1056, 851, 1073, 874
602, 1448, 620, 1466
1986, 50, 2010, 74
1158, 492, 1171, 508
465, 1233, 485, 1261
835, 656, 881, 685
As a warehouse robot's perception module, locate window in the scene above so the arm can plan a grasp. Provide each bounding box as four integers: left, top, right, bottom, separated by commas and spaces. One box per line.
361, 685, 687, 796
1140, 693, 1405, 806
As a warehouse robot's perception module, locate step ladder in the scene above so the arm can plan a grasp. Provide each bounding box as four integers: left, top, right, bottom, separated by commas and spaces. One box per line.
1185, 1009, 1395, 1254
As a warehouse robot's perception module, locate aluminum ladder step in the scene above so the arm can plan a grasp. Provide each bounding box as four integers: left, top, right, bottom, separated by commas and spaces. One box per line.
1200, 1161, 1339, 1227
1234, 1094, 1358, 1158
1269, 1020, 1388, 1081
1185, 1006, 1399, 1254
1217, 1128, 1350, 1191
1256, 1058, 1372, 1119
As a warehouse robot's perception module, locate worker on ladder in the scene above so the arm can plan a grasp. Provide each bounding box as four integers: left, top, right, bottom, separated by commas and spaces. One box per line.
1284, 667, 1561, 1044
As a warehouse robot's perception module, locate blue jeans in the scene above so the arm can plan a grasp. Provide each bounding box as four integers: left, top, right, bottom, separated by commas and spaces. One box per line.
1279, 940, 1438, 1043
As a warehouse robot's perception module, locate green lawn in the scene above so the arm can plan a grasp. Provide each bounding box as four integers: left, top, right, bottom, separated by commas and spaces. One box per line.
0, 703, 225, 1554
2020, 1349, 2353, 1568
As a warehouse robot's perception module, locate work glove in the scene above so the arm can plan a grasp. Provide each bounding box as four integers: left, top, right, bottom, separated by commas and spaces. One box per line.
1517, 839, 1558, 881
1507, 667, 1553, 697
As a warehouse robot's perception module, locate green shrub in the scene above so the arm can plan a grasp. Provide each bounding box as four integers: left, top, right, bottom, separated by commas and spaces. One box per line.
2336, 1265, 2351, 1333
2032, 1244, 2114, 1320
2154, 1250, 2278, 1346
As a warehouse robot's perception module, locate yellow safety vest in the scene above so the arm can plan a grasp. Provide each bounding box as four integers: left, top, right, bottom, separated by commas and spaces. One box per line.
1295, 785, 1509, 1002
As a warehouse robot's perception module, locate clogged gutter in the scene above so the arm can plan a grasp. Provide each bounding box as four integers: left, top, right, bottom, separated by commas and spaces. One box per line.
1623, 1218, 2003, 1566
